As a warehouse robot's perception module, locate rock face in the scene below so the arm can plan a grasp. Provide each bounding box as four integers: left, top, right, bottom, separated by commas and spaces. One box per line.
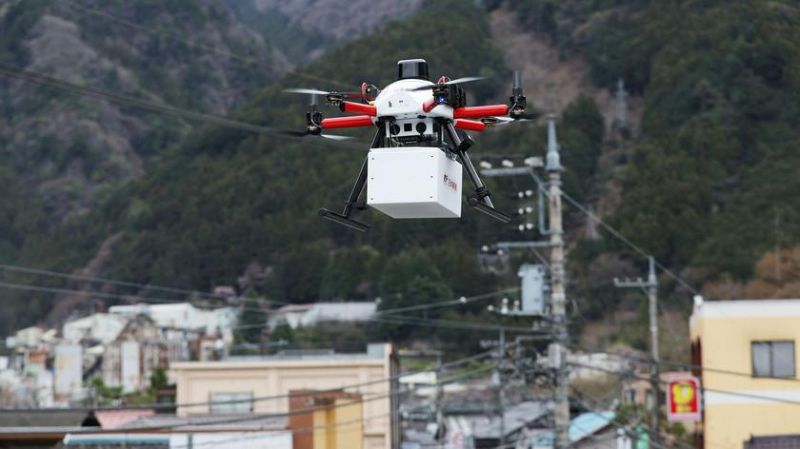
248, 0, 424, 40
227, 0, 424, 63
0, 0, 279, 222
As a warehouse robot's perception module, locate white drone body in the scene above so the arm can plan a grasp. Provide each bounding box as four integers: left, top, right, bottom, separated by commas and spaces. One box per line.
286, 58, 528, 231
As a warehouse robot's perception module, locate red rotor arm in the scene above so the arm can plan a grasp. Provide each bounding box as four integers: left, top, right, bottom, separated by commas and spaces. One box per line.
453, 104, 509, 119
321, 115, 375, 129
339, 101, 377, 116
454, 119, 486, 132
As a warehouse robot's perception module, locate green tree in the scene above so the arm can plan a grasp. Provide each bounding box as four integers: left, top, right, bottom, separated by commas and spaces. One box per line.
239, 289, 267, 344
150, 366, 168, 393
378, 249, 453, 339
268, 318, 295, 352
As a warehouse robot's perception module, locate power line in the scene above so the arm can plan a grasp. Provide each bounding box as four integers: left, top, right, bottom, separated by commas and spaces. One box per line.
367, 314, 535, 334
0, 264, 227, 302
59, 0, 354, 90
166, 411, 393, 449
377, 288, 520, 316
558, 190, 701, 297
21, 364, 495, 434
569, 393, 679, 449
0, 280, 225, 307
568, 342, 800, 385
1, 345, 506, 413
569, 360, 800, 407
0, 64, 361, 149
0, 276, 527, 334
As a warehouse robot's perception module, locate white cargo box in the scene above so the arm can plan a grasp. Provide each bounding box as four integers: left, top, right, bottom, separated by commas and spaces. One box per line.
367, 147, 462, 219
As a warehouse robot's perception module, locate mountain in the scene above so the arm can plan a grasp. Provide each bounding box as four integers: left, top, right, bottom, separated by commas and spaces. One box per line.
2, 0, 800, 356
0, 0, 282, 249
0, 0, 533, 334
225, 0, 425, 64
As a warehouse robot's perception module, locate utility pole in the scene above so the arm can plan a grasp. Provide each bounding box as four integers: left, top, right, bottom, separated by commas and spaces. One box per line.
435, 351, 444, 447
614, 256, 659, 441
497, 328, 507, 448
545, 115, 570, 449
480, 115, 570, 448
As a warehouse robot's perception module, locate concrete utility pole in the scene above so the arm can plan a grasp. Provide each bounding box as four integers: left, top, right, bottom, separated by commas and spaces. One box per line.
435, 352, 444, 447
614, 256, 659, 440
497, 328, 506, 448
545, 115, 570, 449
480, 115, 570, 448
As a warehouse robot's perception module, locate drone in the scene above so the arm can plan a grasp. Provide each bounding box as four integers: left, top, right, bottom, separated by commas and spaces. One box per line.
284, 59, 530, 232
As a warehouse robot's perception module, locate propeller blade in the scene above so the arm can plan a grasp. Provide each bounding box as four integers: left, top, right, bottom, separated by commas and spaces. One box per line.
284, 88, 331, 95
279, 129, 311, 137
481, 115, 536, 128
278, 129, 353, 141
320, 134, 353, 141
341, 92, 377, 101
411, 76, 487, 91
445, 76, 487, 86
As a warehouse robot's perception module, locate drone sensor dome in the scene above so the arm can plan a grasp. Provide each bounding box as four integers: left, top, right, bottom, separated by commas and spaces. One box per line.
397, 59, 429, 80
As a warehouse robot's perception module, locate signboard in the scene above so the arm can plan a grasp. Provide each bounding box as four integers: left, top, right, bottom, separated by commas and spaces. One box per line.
666, 377, 702, 422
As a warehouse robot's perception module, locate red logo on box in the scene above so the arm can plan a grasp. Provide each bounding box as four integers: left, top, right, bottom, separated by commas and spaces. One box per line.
443, 174, 458, 191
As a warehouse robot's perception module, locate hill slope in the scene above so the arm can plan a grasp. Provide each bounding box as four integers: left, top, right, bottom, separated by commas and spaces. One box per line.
0, 0, 281, 257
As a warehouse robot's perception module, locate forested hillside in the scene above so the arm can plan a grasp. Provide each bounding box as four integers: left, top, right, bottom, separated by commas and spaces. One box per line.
0, 0, 280, 262
2, 0, 800, 354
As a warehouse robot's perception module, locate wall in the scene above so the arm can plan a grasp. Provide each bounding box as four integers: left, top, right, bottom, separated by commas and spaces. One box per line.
54, 344, 83, 401
691, 301, 800, 449
172, 344, 394, 449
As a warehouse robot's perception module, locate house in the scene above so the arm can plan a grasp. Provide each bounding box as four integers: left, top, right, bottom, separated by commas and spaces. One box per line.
568, 352, 632, 382
13, 326, 45, 348
63, 415, 292, 448
102, 315, 167, 393
444, 401, 551, 448
63, 314, 127, 345
269, 302, 378, 329
171, 343, 398, 449
54, 344, 83, 403
108, 303, 236, 335
289, 390, 364, 449
690, 298, 800, 449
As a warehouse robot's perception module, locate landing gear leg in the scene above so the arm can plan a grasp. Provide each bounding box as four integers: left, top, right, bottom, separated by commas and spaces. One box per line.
319, 131, 384, 232
444, 122, 511, 223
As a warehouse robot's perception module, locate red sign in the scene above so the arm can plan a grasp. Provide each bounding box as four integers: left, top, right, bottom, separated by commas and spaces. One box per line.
666, 377, 702, 422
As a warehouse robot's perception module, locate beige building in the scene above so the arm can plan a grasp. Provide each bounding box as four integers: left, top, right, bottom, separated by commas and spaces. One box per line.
691, 298, 800, 449
171, 343, 398, 449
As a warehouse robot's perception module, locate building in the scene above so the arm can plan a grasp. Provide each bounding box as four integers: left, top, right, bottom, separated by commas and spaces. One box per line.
289, 390, 364, 449
171, 343, 398, 449
269, 302, 377, 329
568, 352, 632, 381
690, 298, 800, 449
54, 344, 83, 403
63, 414, 292, 449
63, 313, 127, 345
103, 315, 167, 393
109, 303, 236, 335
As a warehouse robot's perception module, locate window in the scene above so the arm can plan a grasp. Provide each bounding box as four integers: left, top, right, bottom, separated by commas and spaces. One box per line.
210, 391, 253, 414
752, 341, 795, 378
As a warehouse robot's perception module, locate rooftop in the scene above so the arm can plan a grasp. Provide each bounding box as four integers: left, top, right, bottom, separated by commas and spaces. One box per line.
172, 343, 390, 369
692, 298, 800, 320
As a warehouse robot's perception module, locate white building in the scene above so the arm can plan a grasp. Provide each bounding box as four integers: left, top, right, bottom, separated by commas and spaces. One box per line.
109, 303, 236, 334
269, 302, 378, 329
54, 344, 83, 403
63, 314, 127, 344
14, 326, 44, 348
102, 315, 165, 394
568, 351, 633, 381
